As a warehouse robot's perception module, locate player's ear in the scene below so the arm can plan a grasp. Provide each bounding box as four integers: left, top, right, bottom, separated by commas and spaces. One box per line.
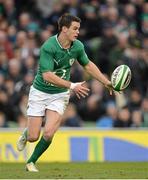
62, 26, 68, 33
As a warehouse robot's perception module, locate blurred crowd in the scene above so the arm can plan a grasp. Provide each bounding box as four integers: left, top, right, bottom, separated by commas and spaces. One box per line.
0, 0, 147, 128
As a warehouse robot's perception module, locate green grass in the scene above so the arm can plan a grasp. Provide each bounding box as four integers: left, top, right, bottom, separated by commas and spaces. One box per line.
0, 162, 148, 179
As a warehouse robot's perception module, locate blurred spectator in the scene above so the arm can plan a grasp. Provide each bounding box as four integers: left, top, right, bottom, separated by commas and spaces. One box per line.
76, 80, 106, 122
63, 0, 81, 17
0, 72, 5, 86
81, 2, 101, 40
70, 62, 84, 82
39, 29, 53, 44
18, 13, 33, 32
124, 4, 136, 26
7, 58, 22, 82
3, 0, 17, 25
115, 17, 129, 37
97, 23, 117, 74
15, 70, 34, 95
62, 103, 83, 127
17, 113, 27, 128
16, 94, 28, 117
114, 106, 131, 127
0, 31, 14, 58
135, 49, 148, 95
141, 17, 148, 37
109, 34, 128, 72
7, 25, 17, 44
5, 78, 15, 97
141, 98, 148, 127
131, 109, 143, 127
0, 111, 8, 127
106, 7, 119, 27
47, 1, 64, 33
35, 0, 56, 19
22, 56, 37, 75
15, 31, 29, 59
0, 89, 15, 121
127, 89, 142, 111
128, 24, 142, 48
0, 49, 8, 76
96, 101, 117, 128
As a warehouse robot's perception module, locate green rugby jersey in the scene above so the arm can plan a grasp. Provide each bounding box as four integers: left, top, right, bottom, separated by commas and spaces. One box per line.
33, 35, 89, 94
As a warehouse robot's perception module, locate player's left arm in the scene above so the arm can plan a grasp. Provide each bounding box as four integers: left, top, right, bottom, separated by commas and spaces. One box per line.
76, 41, 113, 94
84, 61, 113, 95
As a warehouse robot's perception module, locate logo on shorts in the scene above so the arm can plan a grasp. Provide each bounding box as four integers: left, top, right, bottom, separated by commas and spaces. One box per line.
69, 58, 75, 66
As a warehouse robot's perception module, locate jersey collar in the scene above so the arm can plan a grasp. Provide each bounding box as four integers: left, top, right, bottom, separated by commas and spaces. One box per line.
55, 34, 74, 50
55, 34, 63, 49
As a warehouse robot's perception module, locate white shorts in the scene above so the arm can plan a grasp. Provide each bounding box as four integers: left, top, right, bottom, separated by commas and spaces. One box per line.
27, 86, 70, 116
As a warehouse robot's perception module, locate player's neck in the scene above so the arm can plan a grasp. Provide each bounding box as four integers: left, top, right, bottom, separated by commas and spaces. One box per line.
57, 33, 71, 49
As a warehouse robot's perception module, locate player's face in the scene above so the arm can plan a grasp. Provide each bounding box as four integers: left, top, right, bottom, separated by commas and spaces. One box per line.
66, 21, 80, 41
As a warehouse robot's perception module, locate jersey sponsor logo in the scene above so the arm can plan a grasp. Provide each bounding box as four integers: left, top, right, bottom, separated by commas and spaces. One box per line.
69, 58, 75, 66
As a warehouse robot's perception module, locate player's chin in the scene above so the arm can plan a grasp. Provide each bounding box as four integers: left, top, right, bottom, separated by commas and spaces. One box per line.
72, 36, 78, 41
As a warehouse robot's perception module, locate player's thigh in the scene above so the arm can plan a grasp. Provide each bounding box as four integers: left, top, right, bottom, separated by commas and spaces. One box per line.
27, 116, 43, 141
43, 110, 62, 139
27, 86, 47, 117
46, 91, 70, 115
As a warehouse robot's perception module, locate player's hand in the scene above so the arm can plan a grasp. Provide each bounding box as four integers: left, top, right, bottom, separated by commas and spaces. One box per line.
105, 81, 122, 95
104, 81, 114, 95
70, 81, 90, 99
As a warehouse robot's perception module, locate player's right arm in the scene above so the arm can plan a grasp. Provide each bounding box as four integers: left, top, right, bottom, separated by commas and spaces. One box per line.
43, 71, 89, 98
40, 46, 89, 98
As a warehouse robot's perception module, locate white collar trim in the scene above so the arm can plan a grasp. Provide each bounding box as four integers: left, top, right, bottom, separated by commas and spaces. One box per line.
56, 34, 63, 49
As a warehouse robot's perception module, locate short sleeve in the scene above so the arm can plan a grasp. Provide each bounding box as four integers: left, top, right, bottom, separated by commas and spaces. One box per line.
77, 43, 89, 66
39, 47, 54, 72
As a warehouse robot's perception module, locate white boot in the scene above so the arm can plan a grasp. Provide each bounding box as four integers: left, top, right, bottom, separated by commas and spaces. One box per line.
26, 162, 39, 172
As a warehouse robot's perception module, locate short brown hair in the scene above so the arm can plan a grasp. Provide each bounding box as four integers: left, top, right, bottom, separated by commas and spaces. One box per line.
58, 13, 81, 32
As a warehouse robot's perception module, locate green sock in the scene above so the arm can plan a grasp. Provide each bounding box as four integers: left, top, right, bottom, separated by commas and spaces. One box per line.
27, 136, 52, 164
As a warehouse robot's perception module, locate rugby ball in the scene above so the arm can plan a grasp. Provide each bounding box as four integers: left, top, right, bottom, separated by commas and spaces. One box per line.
111, 65, 131, 91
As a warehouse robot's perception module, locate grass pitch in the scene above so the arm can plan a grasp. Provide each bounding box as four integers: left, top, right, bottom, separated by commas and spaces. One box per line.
0, 162, 148, 179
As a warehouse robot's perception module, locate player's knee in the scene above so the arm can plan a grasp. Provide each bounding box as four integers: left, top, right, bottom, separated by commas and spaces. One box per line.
27, 133, 39, 142
43, 130, 54, 140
